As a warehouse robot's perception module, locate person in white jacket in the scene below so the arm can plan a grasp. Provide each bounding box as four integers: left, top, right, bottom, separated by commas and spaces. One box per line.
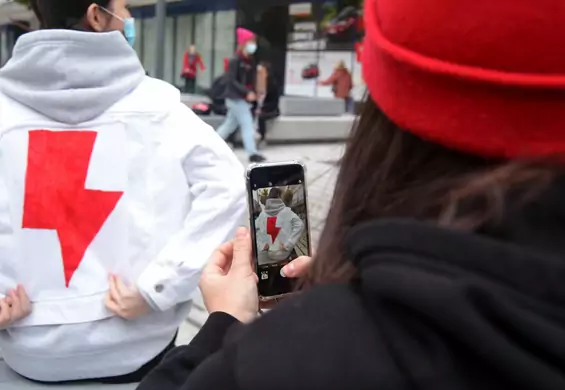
0, 0, 246, 383
255, 188, 305, 264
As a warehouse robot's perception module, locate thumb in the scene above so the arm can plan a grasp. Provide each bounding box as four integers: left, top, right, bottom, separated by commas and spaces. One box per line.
230, 227, 253, 276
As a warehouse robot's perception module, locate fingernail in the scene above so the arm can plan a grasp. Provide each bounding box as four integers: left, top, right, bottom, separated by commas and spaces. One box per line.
236, 227, 247, 238
281, 263, 294, 278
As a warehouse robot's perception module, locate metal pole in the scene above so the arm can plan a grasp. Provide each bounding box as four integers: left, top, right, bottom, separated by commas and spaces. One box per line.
154, 0, 166, 80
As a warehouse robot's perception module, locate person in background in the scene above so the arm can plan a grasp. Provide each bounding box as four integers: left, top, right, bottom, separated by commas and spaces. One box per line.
181, 44, 205, 94
216, 28, 265, 163
255, 61, 280, 144
138, 0, 565, 389
319, 60, 354, 114
0, 0, 246, 383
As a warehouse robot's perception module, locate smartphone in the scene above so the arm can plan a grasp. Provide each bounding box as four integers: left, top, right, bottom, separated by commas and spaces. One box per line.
246, 161, 312, 301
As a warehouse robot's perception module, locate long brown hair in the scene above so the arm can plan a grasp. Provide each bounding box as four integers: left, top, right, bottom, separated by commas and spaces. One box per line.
304, 99, 557, 286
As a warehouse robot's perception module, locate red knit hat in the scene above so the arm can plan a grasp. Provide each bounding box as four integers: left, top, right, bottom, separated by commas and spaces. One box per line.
362, 0, 565, 159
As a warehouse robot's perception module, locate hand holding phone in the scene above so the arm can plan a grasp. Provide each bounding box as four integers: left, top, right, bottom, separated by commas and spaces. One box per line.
246, 161, 312, 301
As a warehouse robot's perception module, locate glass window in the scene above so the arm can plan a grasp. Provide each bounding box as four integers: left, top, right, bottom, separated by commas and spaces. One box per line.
192, 12, 214, 90
175, 14, 194, 87
132, 18, 142, 59
163, 16, 175, 85
141, 17, 156, 77
213, 10, 236, 81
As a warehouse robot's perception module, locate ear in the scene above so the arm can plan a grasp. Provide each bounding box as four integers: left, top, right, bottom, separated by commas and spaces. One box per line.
85, 3, 106, 32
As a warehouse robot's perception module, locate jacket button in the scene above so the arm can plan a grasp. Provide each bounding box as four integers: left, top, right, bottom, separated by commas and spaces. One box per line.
154, 284, 164, 293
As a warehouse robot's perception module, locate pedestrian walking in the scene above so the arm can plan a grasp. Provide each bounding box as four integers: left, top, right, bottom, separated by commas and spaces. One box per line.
0, 0, 246, 383
216, 27, 265, 163
138, 0, 565, 389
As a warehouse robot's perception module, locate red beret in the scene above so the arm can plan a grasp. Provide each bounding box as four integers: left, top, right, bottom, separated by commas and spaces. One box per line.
362, 0, 565, 159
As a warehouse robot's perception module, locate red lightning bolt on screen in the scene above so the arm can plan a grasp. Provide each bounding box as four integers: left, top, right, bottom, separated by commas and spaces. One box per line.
266, 216, 281, 243
22, 130, 123, 287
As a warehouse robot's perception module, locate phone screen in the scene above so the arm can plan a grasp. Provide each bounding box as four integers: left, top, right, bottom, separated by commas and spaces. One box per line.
248, 163, 311, 299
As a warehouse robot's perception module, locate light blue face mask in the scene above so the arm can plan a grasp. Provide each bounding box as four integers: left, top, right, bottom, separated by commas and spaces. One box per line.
101, 7, 136, 47
246, 42, 257, 55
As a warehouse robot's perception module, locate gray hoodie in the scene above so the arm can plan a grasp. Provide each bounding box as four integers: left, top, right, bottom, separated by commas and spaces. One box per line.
0, 29, 145, 124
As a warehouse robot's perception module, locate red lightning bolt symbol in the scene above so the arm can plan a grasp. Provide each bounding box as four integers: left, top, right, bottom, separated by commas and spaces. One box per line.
266, 216, 281, 243
22, 130, 123, 287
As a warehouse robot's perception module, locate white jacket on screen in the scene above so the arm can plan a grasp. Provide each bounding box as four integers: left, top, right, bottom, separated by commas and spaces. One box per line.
256, 198, 304, 262
0, 30, 246, 381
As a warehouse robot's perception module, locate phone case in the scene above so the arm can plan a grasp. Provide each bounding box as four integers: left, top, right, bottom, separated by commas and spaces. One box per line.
246, 161, 312, 302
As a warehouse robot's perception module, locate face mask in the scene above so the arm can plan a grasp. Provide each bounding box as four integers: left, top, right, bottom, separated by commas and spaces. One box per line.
122, 17, 136, 47
101, 7, 136, 47
246, 43, 257, 54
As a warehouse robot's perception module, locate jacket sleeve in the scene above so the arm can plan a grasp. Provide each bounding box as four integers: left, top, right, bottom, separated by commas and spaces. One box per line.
284, 211, 304, 250
136, 312, 241, 390
136, 103, 247, 312
197, 55, 205, 71
226, 58, 249, 98
320, 70, 338, 86
182, 52, 189, 73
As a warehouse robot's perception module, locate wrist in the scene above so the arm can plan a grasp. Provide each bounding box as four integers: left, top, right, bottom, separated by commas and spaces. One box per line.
211, 309, 257, 324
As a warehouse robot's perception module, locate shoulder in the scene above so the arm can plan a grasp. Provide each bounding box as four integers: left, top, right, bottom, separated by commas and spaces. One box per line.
229, 285, 390, 389
228, 57, 241, 66
112, 76, 181, 114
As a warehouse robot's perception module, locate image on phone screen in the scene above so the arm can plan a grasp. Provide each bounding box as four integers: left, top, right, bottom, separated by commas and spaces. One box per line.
248, 164, 310, 299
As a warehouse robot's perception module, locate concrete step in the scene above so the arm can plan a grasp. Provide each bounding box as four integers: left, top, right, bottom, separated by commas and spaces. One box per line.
182, 94, 349, 117
280, 96, 345, 116
200, 115, 354, 143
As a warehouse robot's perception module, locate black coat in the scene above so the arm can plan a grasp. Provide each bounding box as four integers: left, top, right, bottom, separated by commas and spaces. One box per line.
223, 53, 256, 101
138, 182, 565, 390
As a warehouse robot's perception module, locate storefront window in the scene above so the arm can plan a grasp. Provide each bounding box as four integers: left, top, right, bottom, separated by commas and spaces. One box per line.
141, 17, 156, 77
193, 12, 214, 89
175, 14, 194, 88
213, 10, 236, 84
163, 17, 175, 84
285, 0, 365, 100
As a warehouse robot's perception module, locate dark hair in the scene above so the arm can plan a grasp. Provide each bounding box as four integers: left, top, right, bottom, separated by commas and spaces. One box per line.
304, 98, 558, 286
268, 188, 282, 199
30, 0, 111, 29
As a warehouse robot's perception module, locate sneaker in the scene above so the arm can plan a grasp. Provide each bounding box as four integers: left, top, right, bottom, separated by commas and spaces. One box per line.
249, 154, 266, 163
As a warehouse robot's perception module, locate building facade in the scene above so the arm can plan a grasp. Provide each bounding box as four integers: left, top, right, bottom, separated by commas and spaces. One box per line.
0, 0, 365, 98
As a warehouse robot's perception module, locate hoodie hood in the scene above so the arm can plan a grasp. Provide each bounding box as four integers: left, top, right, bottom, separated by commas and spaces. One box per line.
264, 198, 286, 216
0, 30, 145, 124
345, 180, 565, 390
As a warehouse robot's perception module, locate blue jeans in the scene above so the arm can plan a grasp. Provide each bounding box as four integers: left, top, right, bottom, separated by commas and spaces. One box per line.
217, 98, 258, 156
345, 97, 355, 114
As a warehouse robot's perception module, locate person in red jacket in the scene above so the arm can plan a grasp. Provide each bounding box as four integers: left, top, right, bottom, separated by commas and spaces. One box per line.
181, 44, 205, 94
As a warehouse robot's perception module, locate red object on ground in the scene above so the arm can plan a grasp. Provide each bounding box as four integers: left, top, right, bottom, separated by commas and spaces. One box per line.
363, 0, 565, 159
224, 58, 229, 72
22, 130, 123, 287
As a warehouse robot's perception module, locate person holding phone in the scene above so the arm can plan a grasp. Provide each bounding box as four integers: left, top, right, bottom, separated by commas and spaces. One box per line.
216, 28, 266, 163
139, 0, 565, 389
0, 0, 246, 383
